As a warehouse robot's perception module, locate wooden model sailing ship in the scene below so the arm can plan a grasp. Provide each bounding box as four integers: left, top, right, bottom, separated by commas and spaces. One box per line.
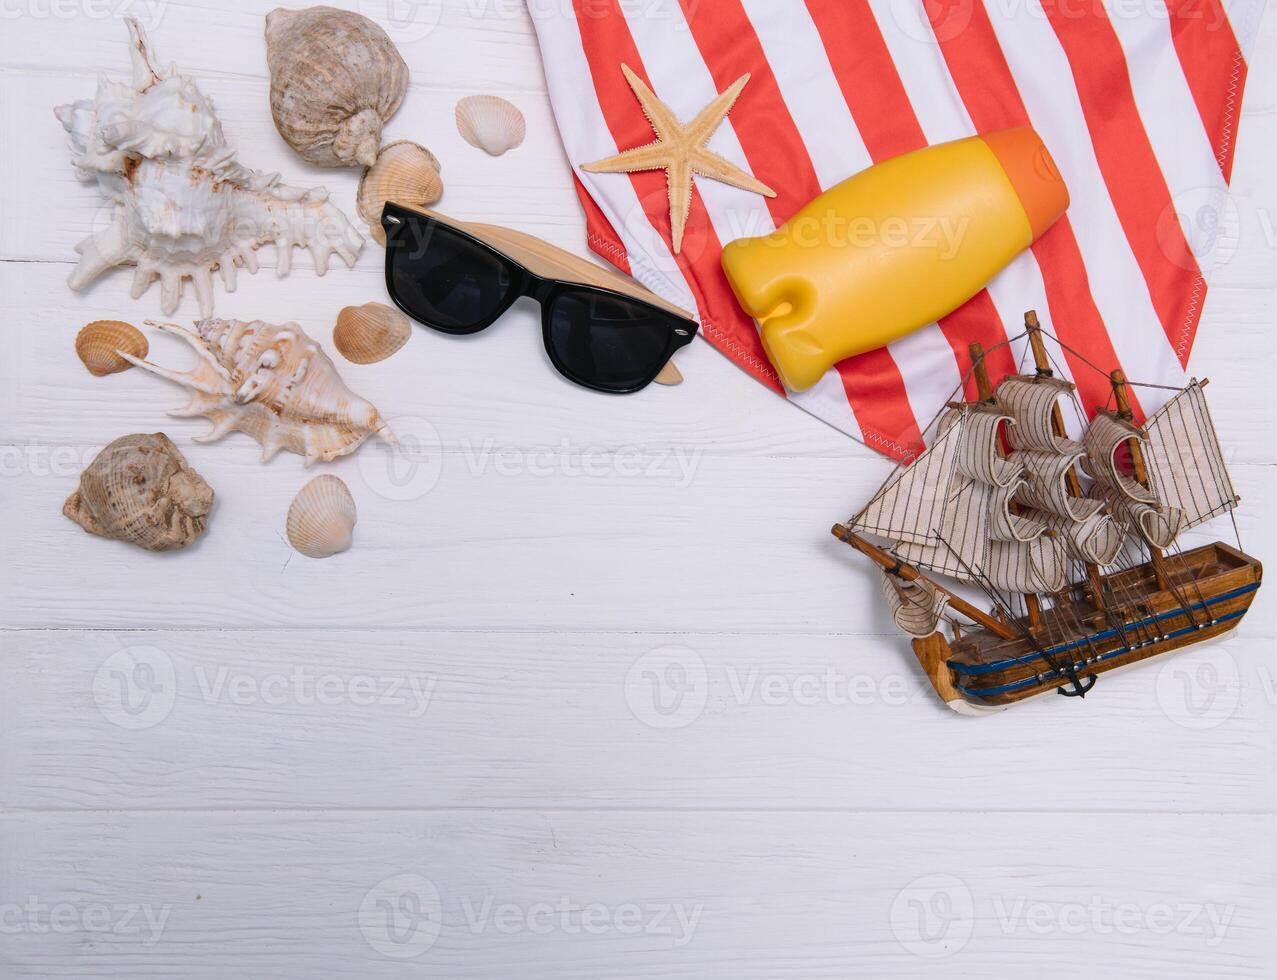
833, 312, 1262, 715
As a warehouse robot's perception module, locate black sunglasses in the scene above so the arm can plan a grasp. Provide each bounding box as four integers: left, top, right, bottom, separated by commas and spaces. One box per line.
380, 203, 699, 394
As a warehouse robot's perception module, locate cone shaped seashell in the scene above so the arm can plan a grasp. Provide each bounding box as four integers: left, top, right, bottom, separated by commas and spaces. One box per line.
266, 6, 409, 168
76, 320, 148, 376
286, 474, 357, 558
122, 318, 396, 466
455, 95, 526, 156
64, 432, 214, 551
54, 18, 363, 317
334, 302, 411, 364
357, 141, 443, 245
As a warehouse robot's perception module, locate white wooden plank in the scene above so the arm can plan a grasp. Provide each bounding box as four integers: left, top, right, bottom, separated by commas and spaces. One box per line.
1, 626, 1273, 813
0, 260, 857, 460
2, 65, 580, 265
0, 258, 1270, 463
2, 440, 1270, 631
0, 0, 547, 90
0, 810, 1270, 979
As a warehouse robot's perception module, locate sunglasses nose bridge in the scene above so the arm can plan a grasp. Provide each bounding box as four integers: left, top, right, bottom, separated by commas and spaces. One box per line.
527, 276, 555, 305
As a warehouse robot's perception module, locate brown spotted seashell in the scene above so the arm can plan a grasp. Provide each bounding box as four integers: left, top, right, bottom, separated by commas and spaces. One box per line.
286, 474, 357, 559
63, 433, 214, 551
75, 320, 148, 376
334, 302, 411, 365
455, 95, 525, 156
266, 6, 409, 168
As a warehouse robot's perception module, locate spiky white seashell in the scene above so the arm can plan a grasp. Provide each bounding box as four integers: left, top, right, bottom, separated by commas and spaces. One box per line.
123, 318, 395, 466
53, 17, 364, 317
286, 474, 357, 558
455, 95, 526, 156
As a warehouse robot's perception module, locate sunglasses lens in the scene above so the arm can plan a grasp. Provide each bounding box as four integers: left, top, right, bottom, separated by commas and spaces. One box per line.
388, 221, 513, 331
548, 290, 678, 391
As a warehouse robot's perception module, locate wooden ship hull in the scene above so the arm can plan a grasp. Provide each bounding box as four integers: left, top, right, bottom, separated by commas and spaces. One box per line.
915, 541, 1262, 710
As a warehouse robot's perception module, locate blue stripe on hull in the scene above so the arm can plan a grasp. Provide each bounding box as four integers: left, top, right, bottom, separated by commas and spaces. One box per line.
948, 581, 1260, 686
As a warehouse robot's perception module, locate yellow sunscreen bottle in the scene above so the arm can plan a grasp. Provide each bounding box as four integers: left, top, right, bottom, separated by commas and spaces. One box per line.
720, 127, 1068, 392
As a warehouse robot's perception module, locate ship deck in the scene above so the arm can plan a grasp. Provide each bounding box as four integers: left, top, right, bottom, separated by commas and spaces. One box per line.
945, 541, 1263, 705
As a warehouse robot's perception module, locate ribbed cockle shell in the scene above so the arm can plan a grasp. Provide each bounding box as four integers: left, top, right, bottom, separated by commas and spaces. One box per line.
455, 95, 526, 156
286, 474, 357, 558
357, 141, 443, 244
76, 320, 148, 376
333, 302, 411, 364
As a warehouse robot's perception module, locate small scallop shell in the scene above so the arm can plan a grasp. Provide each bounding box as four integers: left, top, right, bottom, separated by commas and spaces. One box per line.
357, 141, 443, 223
334, 302, 411, 364
455, 95, 526, 156
75, 320, 148, 376
286, 474, 357, 559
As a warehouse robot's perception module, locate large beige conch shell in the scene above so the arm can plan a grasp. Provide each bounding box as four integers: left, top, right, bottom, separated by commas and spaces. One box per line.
64, 433, 214, 551
53, 18, 363, 317
123, 318, 396, 466
266, 6, 409, 168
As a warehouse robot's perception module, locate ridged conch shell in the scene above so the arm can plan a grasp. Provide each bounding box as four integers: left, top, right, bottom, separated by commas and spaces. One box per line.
455, 95, 526, 156
266, 6, 409, 168
334, 303, 411, 364
357, 141, 443, 244
54, 18, 364, 317
64, 433, 214, 551
123, 318, 396, 466
76, 320, 148, 376
286, 474, 357, 558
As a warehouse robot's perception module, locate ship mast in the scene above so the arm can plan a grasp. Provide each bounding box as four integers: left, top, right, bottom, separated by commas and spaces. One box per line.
1110, 368, 1171, 591
967, 340, 1045, 632
1023, 312, 1107, 613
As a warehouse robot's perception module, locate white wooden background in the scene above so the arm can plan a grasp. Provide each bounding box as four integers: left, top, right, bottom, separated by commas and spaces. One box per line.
1, 2, 1274, 977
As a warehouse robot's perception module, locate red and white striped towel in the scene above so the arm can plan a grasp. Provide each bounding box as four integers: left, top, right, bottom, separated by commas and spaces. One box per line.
528, 0, 1262, 459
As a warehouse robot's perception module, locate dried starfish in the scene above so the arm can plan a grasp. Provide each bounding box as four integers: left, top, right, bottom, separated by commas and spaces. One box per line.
581, 64, 776, 254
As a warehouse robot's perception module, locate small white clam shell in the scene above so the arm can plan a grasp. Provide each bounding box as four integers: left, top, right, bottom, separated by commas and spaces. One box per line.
286, 474, 357, 559
455, 95, 525, 156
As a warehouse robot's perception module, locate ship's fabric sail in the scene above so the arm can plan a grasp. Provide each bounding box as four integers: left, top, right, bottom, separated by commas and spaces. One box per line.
1012, 450, 1105, 522
1143, 382, 1237, 529
848, 368, 1237, 644
995, 377, 1081, 454
1093, 484, 1184, 549
987, 480, 1051, 542
877, 568, 948, 639
852, 415, 964, 548
954, 408, 1020, 487
985, 536, 1069, 593
1083, 412, 1159, 504
1042, 509, 1125, 565
895, 476, 990, 580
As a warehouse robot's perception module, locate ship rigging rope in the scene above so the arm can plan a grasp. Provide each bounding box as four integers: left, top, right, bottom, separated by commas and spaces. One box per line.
931, 529, 1091, 693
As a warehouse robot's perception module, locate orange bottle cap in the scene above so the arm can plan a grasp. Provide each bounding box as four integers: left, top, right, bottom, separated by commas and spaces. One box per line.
980, 126, 1069, 242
